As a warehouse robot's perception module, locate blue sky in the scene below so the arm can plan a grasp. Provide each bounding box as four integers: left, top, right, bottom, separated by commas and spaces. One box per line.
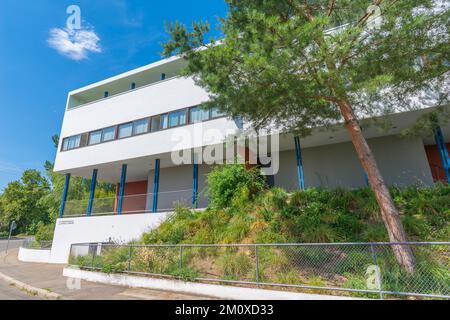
0, 0, 227, 190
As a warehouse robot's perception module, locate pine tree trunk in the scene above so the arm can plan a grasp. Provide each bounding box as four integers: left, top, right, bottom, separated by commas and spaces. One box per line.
337, 99, 416, 274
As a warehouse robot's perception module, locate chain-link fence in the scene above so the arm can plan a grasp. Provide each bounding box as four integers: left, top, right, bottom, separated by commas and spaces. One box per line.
68, 242, 449, 299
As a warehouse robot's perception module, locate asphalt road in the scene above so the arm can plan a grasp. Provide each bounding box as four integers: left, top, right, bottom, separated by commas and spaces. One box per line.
0, 239, 39, 300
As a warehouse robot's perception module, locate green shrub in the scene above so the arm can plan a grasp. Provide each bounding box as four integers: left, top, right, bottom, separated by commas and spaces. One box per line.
206, 164, 266, 208
35, 222, 54, 241
218, 250, 253, 280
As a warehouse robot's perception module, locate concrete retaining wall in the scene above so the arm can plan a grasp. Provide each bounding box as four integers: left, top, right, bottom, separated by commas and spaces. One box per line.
49, 212, 170, 264
63, 267, 359, 300
18, 247, 51, 263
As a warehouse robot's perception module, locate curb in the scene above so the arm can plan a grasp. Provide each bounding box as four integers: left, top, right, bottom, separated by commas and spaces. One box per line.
0, 270, 62, 300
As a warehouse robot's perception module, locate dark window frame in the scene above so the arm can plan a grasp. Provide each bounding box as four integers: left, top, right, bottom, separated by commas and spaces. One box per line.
117, 122, 133, 139
88, 130, 103, 146
60, 105, 227, 152
102, 126, 117, 142
132, 118, 150, 136
168, 109, 188, 128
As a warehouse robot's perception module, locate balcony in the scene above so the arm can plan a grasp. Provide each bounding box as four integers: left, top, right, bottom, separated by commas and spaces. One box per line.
67, 57, 186, 109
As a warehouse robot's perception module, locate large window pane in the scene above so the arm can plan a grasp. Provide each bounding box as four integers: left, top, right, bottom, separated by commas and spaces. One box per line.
133, 119, 149, 135
169, 110, 187, 127
161, 114, 168, 129
62, 138, 69, 151
211, 107, 226, 118
151, 116, 161, 132
89, 131, 102, 145
118, 123, 133, 139
102, 127, 116, 142
190, 106, 210, 124
66, 135, 81, 150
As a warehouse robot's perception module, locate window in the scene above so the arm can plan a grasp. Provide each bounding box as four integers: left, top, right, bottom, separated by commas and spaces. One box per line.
189, 106, 210, 124
118, 123, 133, 139
88, 131, 102, 145
161, 114, 168, 129
211, 107, 226, 119
102, 127, 116, 142
151, 116, 161, 132
62, 135, 81, 151
133, 119, 149, 135
62, 138, 69, 151
169, 109, 187, 127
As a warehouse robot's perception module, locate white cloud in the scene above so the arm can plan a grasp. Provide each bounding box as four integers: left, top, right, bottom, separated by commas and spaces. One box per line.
47, 27, 101, 61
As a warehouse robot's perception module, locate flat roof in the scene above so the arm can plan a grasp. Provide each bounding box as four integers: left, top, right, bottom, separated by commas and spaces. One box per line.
69, 55, 182, 95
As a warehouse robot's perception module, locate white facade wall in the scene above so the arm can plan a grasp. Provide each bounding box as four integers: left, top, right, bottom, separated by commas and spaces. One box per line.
18, 247, 51, 263
275, 135, 434, 190
54, 77, 240, 173
49, 212, 170, 263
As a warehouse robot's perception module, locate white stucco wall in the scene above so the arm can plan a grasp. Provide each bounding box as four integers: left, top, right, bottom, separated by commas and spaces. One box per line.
50, 212, 170, 264
54, 77, 240, 173
18, 247, 51, 263
275, 135, 434, 190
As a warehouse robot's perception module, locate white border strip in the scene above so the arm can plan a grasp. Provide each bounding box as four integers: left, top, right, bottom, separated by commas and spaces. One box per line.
63, 267, 360, 300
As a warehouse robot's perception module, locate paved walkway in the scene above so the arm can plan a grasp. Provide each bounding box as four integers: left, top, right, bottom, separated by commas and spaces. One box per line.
0, 242, 211, 300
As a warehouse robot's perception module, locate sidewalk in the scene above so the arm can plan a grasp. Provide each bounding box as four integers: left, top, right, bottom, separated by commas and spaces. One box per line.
0, 248, 212, 300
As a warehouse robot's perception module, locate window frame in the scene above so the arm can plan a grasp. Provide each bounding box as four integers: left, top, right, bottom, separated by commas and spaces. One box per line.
102, 126, 116, 142
88, 130, 103, 146
132, 118, 150, 136
61, 104, 228, 152
117, 122, 133, 139
169, 109, 188, 128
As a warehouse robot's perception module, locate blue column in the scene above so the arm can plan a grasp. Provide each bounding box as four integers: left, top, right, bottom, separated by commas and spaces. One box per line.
364, 172, 369, 186
117, 164, 127, 215
152, 159, 160, 213
294, 136, 305, 189
160, 73, 166, 81
192, 155, 199, 208
86, 169, 98, 216
434, 126, 450, 183
59, 174, 71, 218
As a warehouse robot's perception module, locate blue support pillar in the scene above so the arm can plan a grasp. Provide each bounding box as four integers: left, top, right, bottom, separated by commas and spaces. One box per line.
364, 172, 369, 186
152, 159, 160, 213
294, 136, 305, 189
192, 156, 199, 208
86, 169, 98, 216
59, 174, 71, 218
434, 126, 450, 184
117, 164, 127, 215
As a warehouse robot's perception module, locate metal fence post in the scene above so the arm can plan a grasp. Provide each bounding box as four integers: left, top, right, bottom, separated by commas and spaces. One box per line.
370, 244, 384, 300
179, 246, 184, 273
128, 245, 132, 272
255, 245, 260, 286
91, 245, 97, 269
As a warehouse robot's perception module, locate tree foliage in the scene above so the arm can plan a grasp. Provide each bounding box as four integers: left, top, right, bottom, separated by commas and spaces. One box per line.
163, 0, 449, 135
0, 170, 50, 233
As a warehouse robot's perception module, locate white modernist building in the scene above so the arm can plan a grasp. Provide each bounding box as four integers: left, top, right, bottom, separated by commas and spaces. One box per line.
45, 55, 450, 263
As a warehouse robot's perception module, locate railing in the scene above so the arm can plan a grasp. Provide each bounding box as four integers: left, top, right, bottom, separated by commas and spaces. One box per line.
22, 240, 53, 250
68, 242, 450, 299
62, 189, 196, 217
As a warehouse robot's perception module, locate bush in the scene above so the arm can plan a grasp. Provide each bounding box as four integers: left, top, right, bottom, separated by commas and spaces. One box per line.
35, 222, 54, 241
206, 164, 266, 208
